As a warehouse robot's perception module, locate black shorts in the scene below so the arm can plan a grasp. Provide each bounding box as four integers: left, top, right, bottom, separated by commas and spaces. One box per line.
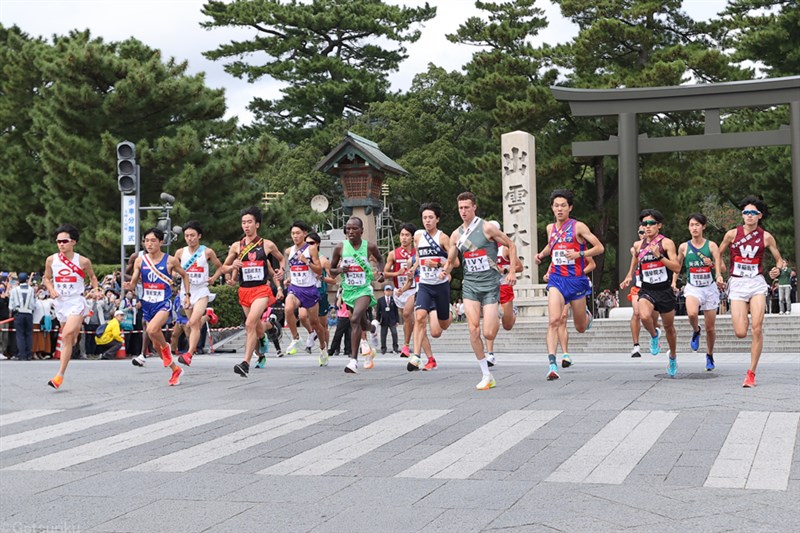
415, 282, 451, 322
638, 287, 676, 314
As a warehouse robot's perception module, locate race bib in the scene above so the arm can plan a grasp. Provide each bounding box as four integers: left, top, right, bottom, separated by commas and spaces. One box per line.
142, 282, 165, 303
241, 261, 264, 282
552, 248, 575, 266
689, 266, 713, 287
641, 261, 668, 284
397, 274, 409, 288
290, 264, 312, 285
732, 259, 758, 278
345, 266, 366, 286
187, 264, 206, 285
420, 264, 441, 282
54, 275, 80, 296
464, 249, 490, 273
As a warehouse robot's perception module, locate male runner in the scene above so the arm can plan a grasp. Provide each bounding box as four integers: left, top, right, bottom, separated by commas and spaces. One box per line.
219, 206, 284, 377
485, 221, 524, 365
672, 213, 724, 371
307, 232, 334, 360
124, 227, 190, 386
43, 224, 101, 389
173, 221, 224, 366
384, 223, 419, 358
718, 196, 784, 388
408, 203, 452, 372
329, 217, 384, 374
534, 189, 604, 381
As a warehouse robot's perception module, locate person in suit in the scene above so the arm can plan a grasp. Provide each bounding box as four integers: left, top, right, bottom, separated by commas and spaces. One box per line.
376, 285, 400, 354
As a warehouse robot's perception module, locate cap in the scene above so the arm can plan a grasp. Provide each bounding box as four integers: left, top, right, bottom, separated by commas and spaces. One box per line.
384, 285, 393, 291
114, 309, 125, 316
18, 272, 29, 282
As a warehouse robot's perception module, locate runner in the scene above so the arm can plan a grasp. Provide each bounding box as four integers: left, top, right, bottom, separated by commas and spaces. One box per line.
123, 227, 190, 386
219, 206, 284, 377
308, 232, 334, 359
621, 226, 649, 357
672, 213, 724, 371
172, 221, 224, 366
628, 209, 681, 377
445, 192, 520, 390
282, 221, 327, 365
408, 203, 452, 372
718, 196, 784, 388
384, 223, 420, 358
43, 224, 101, 390
329, 217, 384, 374
534, 189, 604, 381
484, 221, 524, 365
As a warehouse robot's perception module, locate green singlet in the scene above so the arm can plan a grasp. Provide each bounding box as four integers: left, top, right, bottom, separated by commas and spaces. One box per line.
341, 240, 376, 308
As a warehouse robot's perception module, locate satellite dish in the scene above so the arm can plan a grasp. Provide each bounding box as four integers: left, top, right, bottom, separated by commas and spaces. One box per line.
310, 195, 329, 213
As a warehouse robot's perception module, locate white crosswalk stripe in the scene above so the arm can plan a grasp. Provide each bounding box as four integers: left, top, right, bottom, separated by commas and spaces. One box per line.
397, 410, 561, 479
705, 411, 800, 491
0, 409, 62, 427
128, 410, 345, 473
260, 410, 450, 476
547, 410, 678, 484
3, 410, 243, 471
1, 410, 147, 453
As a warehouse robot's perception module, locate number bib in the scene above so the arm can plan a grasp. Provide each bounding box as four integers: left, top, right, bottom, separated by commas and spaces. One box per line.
397, 274, 409, 288
241, 261, 265, 282
641, 261, 668, 284
689, 266, 713, 287
420, 260, 442, 282
552, 244, 575, 266
187, 264, 205, 285
464, 249, 490, 273
142, 282, 165, 303
55, 275, 80, 296
732, 259, 758, 278
345, 266, 367, 286
290, 265, 312, 286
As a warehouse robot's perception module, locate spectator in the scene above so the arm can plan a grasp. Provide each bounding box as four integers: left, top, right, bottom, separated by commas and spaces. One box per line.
0, 276, 10, 358
328, 290, 351, 357
777, 260, 794, 314
95, 309, 125, 359
596, 292, 608, 319
376, 285, 399, 354
9, 272, 35, 360
455, 298, 465, 322
32, 288, 54, 359
84, 289, 107, 358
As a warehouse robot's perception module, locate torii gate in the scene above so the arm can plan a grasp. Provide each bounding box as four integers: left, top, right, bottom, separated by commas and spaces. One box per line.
551, 76, 800, 302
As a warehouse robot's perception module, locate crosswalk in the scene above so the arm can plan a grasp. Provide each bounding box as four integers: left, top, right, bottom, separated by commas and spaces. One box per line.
1, 408, 797, 491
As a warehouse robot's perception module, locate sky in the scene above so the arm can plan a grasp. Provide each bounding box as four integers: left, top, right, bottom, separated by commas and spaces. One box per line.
1, 0, 731, 125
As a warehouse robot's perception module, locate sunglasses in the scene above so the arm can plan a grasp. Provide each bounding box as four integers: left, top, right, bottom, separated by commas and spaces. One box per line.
305, 241, 316, 245
638, 230, 645, 235
640, 220, 659, 226
742, 210, 761, 216
56, 239, 72, 244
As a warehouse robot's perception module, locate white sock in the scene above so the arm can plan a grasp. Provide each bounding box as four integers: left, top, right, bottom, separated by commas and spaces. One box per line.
478, 358, 490, 376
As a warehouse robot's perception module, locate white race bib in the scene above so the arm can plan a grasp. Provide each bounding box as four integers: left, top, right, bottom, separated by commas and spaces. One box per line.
142, 282, 165, 303
552, 248, 575, 266
641, 261, 668, 284
187, 264, 206, 285
241, 261, 265, 282
464, 249, 490, 273
345, 266, 366, 286
689, 266, 713, 287
732, 259, 758, 278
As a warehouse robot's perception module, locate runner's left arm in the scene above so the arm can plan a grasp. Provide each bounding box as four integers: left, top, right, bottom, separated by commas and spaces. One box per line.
43, 256, 58, 299
567, 222, 604, 260
763, 231, 784, 279
368, 242, 385, 284
206, 248, 226, 285
709, 241, 725, 288
486, 223, 519, 285
657, 238, 682, 273
672, 242, 687, 290
80, 256, 101, 296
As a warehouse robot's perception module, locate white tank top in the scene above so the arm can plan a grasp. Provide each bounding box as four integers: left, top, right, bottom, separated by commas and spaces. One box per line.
415, 230, 448, 286
288, 244, 316, 287
51, 252, 85, 297
180, 246, 209, 290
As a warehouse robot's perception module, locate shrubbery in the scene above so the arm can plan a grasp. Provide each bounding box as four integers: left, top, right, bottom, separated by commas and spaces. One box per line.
209, 284, 244, 328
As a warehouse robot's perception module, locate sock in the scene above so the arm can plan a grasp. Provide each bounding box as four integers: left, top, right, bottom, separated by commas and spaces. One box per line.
634, 343, 640, 347
548, 354, 556, 365
478, 358, 490, 376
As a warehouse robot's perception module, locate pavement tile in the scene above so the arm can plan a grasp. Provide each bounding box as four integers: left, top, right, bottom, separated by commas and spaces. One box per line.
88, 498, 252, 533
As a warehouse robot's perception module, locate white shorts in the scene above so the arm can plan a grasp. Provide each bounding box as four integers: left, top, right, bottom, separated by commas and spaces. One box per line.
54, 295, 88, 324
182, 285, 215, 307
727, 275, 768, 302
684, 283, 720, 311
394, 288, 417, 309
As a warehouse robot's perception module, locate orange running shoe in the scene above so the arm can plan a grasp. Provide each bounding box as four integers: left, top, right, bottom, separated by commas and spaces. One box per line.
160, 346, 173, 367
364, 350, 375, 370
48, 374, 63, 389
178, 353, 192, 366
400, 345, 410, 358
423, 356, 437, 371
742, 370, 756, 388
169, 367, 183, 386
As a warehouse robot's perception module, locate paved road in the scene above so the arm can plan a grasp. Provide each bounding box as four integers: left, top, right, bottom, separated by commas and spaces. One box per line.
1, 349, 798, 532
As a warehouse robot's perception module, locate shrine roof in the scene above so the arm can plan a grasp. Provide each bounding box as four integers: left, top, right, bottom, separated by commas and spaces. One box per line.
316, 132, 408, 176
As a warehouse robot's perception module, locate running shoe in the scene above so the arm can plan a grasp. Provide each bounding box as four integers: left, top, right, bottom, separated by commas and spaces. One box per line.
360, 339, 371, 356
259, 334, 269, 354
690, 328, 701, 352
344, 358, 359, 374
286, 337, 300, 355
364, 350, 375, 370
561, 354, 573, 368
169, 367, 183, 386
486, 352, 496, 367
407, 354, 421, 372
178, 353, 192, 366
423, 356, 437, 371
649, 328, 661, 356
132, 354, 146, 367
234, 360, 249, 377
513, 305, 519, 316
667, 357, 677, 377
742, 370, 755, 388
547, 363, 560, 381
47, 374, 63, 390
276, 349, 284, 357
476, 374, 496, 390
586, 309, 593, 331
319, 347, 329, 367
370, 319, 380, 348
255, 354, 267, 369
306, 331, 317, 353
267, 315, 282, 342
631, 345, 641, 358
705, 353, 715, 371
160, 346, 173, 367
400, 345, 410, 358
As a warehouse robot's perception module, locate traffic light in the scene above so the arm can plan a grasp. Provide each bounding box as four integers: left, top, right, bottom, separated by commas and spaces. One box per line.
116, 141, 137, 194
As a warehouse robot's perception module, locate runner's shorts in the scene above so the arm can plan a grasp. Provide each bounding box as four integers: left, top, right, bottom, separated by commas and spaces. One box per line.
393, 287, 417, 309
462, 280, 499, 306
684, 283, 720, 312
238, 284, 276, 309
415, 282, 451, 321
288, 284, 321, 309
500, 284, 515, 305
53, 295, 88, 324
182, 285, 215, 307
638, 286, 676, 314
142, 299, 172, 323
727, 275, 768, 302
547, 275, 591, 304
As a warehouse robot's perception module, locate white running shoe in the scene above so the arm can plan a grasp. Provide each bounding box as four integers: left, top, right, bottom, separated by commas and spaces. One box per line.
476, 374, 496, 390
370, 319, 380, 348
360, 339, 372, 357
318, 347, 329, 367
344, 358, 359, 374
306, 331, 317, 350
286, 337, 300, 355
132, 354, 146, 367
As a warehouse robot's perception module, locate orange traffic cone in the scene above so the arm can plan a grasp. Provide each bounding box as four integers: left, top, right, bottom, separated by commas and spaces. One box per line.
53, 331, 63, 360
115, 342, 127, 359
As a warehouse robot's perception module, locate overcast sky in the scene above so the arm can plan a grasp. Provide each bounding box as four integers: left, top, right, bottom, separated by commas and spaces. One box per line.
1, 0, 730, 125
